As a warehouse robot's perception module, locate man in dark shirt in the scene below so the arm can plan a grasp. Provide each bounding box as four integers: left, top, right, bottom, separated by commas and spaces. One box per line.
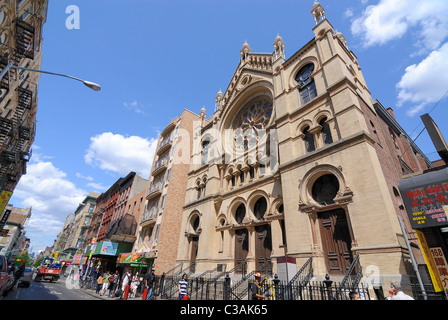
144, 268, 156, 300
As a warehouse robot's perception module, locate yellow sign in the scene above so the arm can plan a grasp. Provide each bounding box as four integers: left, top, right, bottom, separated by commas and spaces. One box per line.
0, 190, 12, 217
415, 230, 443, 292
430, 247, 448, 298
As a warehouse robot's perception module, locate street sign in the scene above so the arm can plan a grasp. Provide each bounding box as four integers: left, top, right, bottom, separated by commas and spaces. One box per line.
398, 168, 448, 229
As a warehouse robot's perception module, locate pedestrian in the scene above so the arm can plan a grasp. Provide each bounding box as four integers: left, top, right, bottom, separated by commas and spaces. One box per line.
110, 270, 119, 297
120, 270, 131, 298
130, 272, 140, 298
145, 268, 156, 300
101, 271, 111, 296
13, 259, 26, 290
386, 282, 414, 300
178, 273, 188, 300
349, 291, 361, 300
251, 272, 266, 300
96, 273, 104, 294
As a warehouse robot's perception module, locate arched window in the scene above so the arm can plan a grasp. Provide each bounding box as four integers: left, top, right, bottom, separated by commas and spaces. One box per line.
192, 215, 200, 232
303, 126, 315, 152
254, 197, 267, 220
295, 63, 317, 104
235, 204, 246, 224
319, 117, 333, 145
234, 96, 273, 151
202, 140, 210, 165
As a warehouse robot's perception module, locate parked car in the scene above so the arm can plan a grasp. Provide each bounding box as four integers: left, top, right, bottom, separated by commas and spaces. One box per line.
0, 255, 11, 297
19, 267, 33, 288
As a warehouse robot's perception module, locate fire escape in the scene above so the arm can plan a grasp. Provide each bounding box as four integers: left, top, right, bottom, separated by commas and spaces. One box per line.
0, 17, 36, 192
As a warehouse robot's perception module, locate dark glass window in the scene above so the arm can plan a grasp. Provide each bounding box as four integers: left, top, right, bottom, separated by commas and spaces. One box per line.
303, 126, 315, 152
295, 63, 317, 104
254, 197, 267, 220
235, 204, 246, 224
319, 117, 333, 145
311, 174, 340, 205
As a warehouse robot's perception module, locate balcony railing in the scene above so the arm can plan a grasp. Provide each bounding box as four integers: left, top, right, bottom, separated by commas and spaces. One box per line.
157, 137, 172, 154
152, 157, 168, 175
140, 207, 157, 224
146, 183, 162, 199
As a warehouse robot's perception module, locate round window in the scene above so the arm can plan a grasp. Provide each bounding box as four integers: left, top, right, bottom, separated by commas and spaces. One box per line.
311, 174, 339, 205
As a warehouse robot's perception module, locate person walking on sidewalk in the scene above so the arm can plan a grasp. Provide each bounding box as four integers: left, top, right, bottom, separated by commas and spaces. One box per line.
101, 271, 111, 296
109, 270, 119, 297
96, 273, 104, 294
178, 273, 188, 300
145, 268, 156, 300
120, 270, 131, 298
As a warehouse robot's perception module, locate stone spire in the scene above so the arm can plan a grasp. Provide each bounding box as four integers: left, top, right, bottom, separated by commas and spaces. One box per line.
273, 34, 285, 61
311, 1, 326, 25
240, 40, 252, 61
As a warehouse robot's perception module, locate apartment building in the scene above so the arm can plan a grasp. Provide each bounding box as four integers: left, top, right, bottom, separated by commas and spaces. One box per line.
0, 0, 48, 211
135, 109, 204, 274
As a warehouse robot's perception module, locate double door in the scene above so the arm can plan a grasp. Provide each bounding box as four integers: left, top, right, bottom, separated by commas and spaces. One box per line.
319, 209, 353, 274
234, 225, 272, 274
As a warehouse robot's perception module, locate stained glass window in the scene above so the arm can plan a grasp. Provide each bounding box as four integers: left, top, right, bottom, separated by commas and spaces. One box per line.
234, 96, 273, 151
295, 63, 317, 104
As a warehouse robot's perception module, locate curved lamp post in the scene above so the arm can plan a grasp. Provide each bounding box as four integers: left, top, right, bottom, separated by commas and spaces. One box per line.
0, 62, 101, 91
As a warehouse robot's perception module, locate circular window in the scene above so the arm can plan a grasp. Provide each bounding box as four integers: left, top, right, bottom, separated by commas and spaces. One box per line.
311, 174, 339, 205
254, 197, 267, 220
233, 96, 273, 152
235, 203, 246, 224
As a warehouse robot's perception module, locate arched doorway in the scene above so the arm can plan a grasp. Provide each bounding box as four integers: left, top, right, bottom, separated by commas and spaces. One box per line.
311, 173, 353, 274
189, 215, 200, 273
318, 208, 353, 275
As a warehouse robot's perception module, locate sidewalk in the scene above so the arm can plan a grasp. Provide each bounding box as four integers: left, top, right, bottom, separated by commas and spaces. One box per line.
81, 287, 152, 301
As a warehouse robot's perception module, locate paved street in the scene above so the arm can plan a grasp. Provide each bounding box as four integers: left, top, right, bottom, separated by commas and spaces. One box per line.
2, 274, 148, 301
2, 276, 102, 300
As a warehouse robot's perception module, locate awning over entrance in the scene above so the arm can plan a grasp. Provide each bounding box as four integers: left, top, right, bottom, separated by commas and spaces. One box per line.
117, 251, 156, 268
83, 241, 133, 258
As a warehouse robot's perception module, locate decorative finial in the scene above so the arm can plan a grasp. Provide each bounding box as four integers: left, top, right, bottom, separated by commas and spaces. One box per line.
240, 40, 252, 61
311, 1, 325, 25
273, 33, 285, 61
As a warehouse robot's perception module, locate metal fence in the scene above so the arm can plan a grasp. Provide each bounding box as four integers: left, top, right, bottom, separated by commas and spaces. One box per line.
149, 273, 372, 301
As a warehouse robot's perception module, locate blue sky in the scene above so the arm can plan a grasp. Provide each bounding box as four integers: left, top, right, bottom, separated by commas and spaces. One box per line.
9, 0, 448, 254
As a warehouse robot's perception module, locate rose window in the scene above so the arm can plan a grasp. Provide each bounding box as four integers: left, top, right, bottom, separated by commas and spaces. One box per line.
234, 97, 273, 150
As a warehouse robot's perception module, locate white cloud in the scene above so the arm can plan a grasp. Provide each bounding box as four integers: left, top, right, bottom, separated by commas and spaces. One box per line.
351, 0, 448, 51
124, 100, 146, 114
86, 181, 108, 191
84, 132, 157, 178
76, 172, 94, 181
14, 162, 86, 213
12, 160, 88, 252
397, 42, 448, 117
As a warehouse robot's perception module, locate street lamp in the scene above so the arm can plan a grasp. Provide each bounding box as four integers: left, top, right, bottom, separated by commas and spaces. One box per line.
0, 62, 101, 91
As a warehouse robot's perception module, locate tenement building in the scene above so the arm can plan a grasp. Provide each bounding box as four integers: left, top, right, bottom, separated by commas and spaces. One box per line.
175, 2, 433, 295
0, 0, 48, 209
136, 109, 204, 274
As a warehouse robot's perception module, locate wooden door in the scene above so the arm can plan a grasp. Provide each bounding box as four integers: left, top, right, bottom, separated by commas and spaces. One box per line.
255, 224, 272, 274
190, 236, 198, 273
319, 209, 353, 274
235, 228, 249, 274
